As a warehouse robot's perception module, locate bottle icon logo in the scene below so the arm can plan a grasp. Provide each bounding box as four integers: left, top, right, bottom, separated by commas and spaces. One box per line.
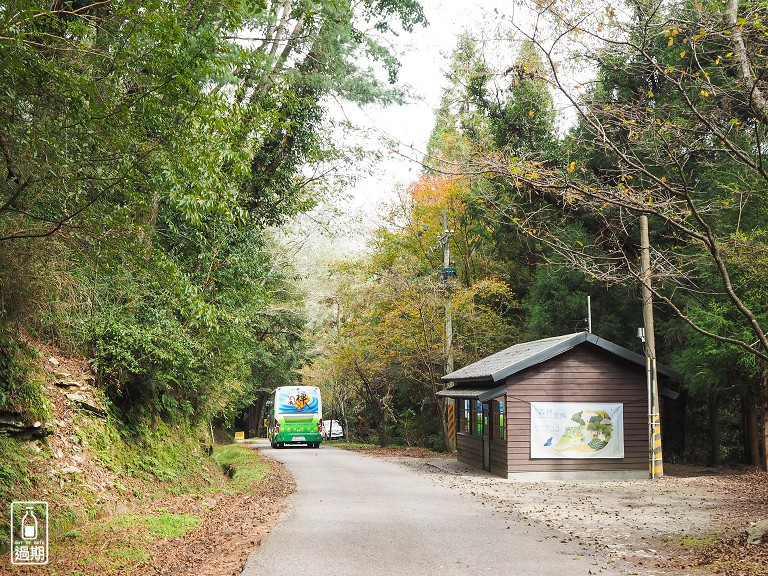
21, 507, 38, 540
10, 501, 49, 565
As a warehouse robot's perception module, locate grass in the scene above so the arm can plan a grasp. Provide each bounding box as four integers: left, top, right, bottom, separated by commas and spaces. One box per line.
48, 505, 203, 572
105, 546, 151, 568
664, 534, 718, 548
211, 444, 270, 491
0, 437, 38, 550
49, 519, 152, 573
141, 513, 201, 538
37, 444, 267, 574
80, 414, 221, 493
0, 436, 31, 499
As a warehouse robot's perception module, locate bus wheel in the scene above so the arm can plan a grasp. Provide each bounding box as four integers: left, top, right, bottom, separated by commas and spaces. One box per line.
270, 441, 277, 448
311, 442, 319, 449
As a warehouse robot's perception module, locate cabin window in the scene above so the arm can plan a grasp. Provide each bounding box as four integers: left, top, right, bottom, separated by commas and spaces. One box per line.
475, 401, 483, 436
495, 399, 505, 440
459, 400, 470, 433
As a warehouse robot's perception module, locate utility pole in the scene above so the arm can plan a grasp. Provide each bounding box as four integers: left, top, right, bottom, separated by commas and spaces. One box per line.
440, 210, 455, 375
640, 215, 663, 478
438, 210, 456, 450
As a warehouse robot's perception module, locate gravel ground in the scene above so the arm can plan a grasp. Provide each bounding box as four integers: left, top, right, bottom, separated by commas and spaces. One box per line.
386, 457, 768, 575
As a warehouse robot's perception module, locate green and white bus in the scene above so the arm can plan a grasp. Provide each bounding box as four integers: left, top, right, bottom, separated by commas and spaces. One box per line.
267, 386, 323, 448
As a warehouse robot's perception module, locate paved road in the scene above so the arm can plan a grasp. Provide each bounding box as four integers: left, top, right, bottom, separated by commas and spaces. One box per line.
241, 441, 628, 575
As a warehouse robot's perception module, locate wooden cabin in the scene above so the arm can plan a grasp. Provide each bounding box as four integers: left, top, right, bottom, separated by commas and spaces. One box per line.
437, 333, 681, 478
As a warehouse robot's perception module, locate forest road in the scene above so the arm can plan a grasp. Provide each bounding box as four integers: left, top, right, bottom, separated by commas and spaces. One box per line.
240, 440, 631, 576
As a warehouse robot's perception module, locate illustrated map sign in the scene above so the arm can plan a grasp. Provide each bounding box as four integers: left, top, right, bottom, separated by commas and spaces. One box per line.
530, 402, 624, 459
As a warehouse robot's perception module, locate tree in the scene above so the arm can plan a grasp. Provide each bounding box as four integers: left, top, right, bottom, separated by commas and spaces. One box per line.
434, 0, 768, 468
0, 0, 428, 424
307, 171, 518, 449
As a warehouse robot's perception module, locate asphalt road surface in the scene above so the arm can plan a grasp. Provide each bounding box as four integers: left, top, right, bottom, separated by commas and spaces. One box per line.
241, 441, 629, 576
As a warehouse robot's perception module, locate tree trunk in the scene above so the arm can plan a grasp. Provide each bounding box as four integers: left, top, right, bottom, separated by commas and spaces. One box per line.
377, 417, 390, 447
761, 363, 768, 471
726, 0, 768, 119
340, 396, 349, 443
708, 390, 720, 466
248, 391, 268, 438
745, 380, 760, 467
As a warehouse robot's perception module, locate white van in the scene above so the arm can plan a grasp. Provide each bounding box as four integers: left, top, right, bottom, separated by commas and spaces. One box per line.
322, 420, 343, 440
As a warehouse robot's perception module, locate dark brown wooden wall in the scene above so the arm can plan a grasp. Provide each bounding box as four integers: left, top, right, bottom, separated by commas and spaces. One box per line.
455, 436, 509, 471
455, 401, 509, 475
457, 433, 482, 467
489, 438, 507, 476
504, 345, 648, 472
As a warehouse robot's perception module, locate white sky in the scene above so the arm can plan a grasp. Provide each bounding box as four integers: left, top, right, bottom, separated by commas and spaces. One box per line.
285, 0, 532, 272
287, 1, 523, 319
338, 0, 507, 227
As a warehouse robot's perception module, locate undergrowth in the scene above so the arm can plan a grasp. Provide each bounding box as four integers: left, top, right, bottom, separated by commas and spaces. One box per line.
0, 331, 50, 421
211, 444, 269, 491
79, 414, 220, 493
0, 413, 223, 554
37, 445, 266, 574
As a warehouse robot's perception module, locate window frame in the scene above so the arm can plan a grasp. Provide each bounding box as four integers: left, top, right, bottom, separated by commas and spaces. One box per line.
493, 398, 505, 441
475, 400, 484, 436
458, 399, 470, 434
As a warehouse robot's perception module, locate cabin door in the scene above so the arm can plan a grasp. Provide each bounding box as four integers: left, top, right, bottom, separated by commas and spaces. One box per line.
482, 402, 490, 471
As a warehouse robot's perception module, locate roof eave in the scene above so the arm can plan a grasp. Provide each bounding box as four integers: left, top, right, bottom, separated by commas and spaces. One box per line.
441, 331, 682, 384
436, 383, 507, 401
586, 333, 682, 381
441, 375, 494, 384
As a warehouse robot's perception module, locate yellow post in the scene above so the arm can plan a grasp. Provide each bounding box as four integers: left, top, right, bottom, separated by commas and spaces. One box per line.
447, 402, 456, 450
641, 215, 663, 478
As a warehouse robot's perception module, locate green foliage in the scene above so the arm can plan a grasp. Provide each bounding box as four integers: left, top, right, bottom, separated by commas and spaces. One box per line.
0, 437, 33, 548
77, 415, 214, 493
0, 0, 426, 429
0, 331, 50, 421
523, 264, 642, 349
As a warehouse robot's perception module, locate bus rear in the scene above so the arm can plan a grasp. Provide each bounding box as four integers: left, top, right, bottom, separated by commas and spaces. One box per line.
267, 386, 323, 448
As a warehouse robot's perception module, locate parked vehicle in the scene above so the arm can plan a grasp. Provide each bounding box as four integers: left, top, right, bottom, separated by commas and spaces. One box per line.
267, 386, 323, 448
323, 419, 343, 440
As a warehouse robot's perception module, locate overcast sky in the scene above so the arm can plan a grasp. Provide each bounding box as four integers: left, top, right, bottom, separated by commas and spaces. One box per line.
287, 1, 511, 312
339, 0, 506, 225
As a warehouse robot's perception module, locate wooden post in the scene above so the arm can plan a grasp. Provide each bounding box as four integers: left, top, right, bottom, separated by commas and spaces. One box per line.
443, 210, 454, 377
640, 215, 663, 478
441, 210, 456, 452
447, 403, 456, 447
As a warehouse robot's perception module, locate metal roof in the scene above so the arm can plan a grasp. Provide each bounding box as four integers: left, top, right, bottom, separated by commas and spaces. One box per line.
441, 332, 682, 384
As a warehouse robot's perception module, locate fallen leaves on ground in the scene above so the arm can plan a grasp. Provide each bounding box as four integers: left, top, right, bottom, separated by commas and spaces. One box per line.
652, 467, 768, 575
142, 456, 294, 576
337, 443, 451, 460
11, 451, 294, 576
